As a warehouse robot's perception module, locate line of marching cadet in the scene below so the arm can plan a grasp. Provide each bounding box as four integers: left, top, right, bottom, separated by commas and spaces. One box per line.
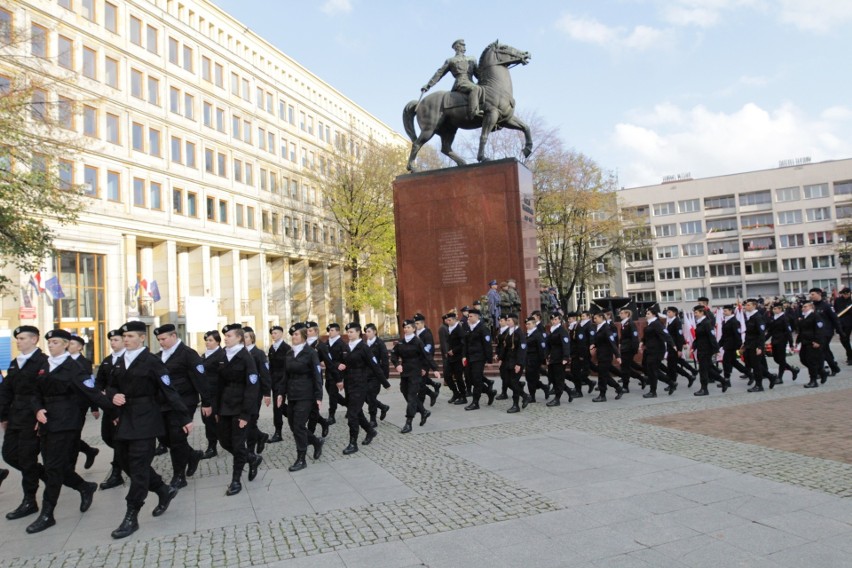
0, 286, 843, 539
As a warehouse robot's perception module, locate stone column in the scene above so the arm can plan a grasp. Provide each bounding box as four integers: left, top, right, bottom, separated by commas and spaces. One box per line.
152, 239, 177, 321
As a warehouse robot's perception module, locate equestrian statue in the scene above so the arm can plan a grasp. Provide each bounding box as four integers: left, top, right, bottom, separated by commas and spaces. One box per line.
404, 39, 532, 172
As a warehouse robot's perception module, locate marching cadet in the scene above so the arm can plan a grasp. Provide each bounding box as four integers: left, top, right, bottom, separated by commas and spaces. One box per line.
275, 324, 324, 471
153, 324, 210, 489
495, 314, 512, 401
1, 325, 49, 521
107, 321, 192, 539
810, 288, 842, 376
692, 306, 724, 396
544, 312, 572, 406
364, 323, 391, 428
336, 322, 383, 454
27, 329, 113, 533
641, 306, 675, 398
743, 299, 770, 392
462, 308, 495, 411
67, 335, 100, 470
391, 319, 438, 433
413, 314, 441, 406
443, 312, 468, 405
590, 312, 623, 402
796, 301, 825, 388
200, 330, 225, 458
570, 311, 596, 396
319, 323, 347, 425
616, 308, 645, 392
438, 313, 451, 397
523, 315, 547, 402
304, 322, 331, 438
501, 314, 530, 413
95, 329, 126, 490
720, 305, 750, 383
267, 325, 292, 443
664, 307, 697, 388
767, 303, 800, 384
242, 327, 271, 458
212, 324, 262, 497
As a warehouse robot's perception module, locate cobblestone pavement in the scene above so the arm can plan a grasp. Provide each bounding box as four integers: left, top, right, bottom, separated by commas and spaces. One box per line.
3, 355, 852, 567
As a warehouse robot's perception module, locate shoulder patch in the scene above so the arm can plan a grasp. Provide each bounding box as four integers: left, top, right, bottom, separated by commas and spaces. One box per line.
541, 341, 546, 349
161, 375, 171, 386
372, 356, 378, 364
817, 321, 824, 328
485, 335, 491, 342
265, 361, 270, 370
249, 373, 258, 384
578, 333, 584, 340
759, 324, 765, 331
196, 364, 205, 374
424, 344, 432, 352
83, 376, 96, 389
679, 329, 683, 335
590, 330, 596, 336
633, 331, 638, 336
521, 342, 527, 349
316, 365, 322, 375
563, 336, 569, 343
0, 375, 2, 384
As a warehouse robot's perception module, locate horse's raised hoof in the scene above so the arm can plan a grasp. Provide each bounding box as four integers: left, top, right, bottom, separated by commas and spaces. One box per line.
523, 147, 532, 158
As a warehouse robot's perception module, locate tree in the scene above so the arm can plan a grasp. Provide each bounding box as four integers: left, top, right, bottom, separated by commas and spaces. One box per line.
0, 24, 85, 296
304, 130, 407, 323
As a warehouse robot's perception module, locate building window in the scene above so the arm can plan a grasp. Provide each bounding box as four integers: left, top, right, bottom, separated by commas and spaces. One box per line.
201, 56, 211, 81
262, 211, 270, 233
105, 56, 118, 87
837, 205, 852, 220
246, 206, 255, 229
57, 96, 74, 129
245, 163, 253, 186
184, 93, 194, 120
31, 88, 47, 121
684, 287, 706, 301
782, 258, 807, 271
104, 2, 118, 34
233, 159, 242, 182
629, 291, 656, 303
659, 290, 682, 302
173, 188, 183, 214
216, 107, 225, 132
82, 46, 96, 79
217, 152, 226, 177
235, 204, 244, 227
187, 192, 198, 217
658, 268, 680, 281
680, 220, 702, 235
776, 186, 800, 202
744, 260, 776, 274
107, 171, 120, 201
132, 122, 144, 151
149, 181, 162, 210
803, 183, 829, 199
777, 210, 803, 225
147, 76, 160, 106
185, 141, 196, 168
214, 62, 223, 88
130, 68, 143, 98
182, 45, 193, 72
203, 102, 212, 127
206, 197, 215, 220
169, 87, 180, 113
0, 9, 10, 46
654, 223, 676, 238
805, 207, 831, 222
682, 243, 704, 257
779, 234, 804, 248
148, 128, 161, 157
130, 16, 142, 46
133, 177, 145, 206
591, 284, 610, 299
811, 255, 836, 269
808, 231, 834, 245
783, 281, 808, 295
218, 200, 227, 223
82, 0, 97, 20
58, 0, 72, 10
204, 148, 213, 173
31, 24, 47, 58
58, 35, 73, 69
656, 245, 678, 259
52, 251, 107, 361
83, 105, 97, 137
146, 24, 158, 54
259, 168, 267, 191
740, 213, 773, 229
704, 195, 735, 210
652, 201, 675, 216
627, 270, 654, 284
57, 160, 73, 189
711, 285, 742, 300
106, 113, 119, 144
742, 236, 775, 251
812, 279, 836, 292
739, 190, 771, 206
683, 266, 705, 279
242, 78, 250, 101
834, 180, 852, 196
709, 263, 741, 277
706, 218, 737, 232
83, 165, 98, 196
170, 136, 181, 163
168, 37, 179, 64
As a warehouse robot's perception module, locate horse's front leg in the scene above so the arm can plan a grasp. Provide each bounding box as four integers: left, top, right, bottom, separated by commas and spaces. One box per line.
477, 108, 500, 162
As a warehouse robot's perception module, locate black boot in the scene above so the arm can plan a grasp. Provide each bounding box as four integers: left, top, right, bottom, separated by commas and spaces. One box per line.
546, 397, 560, 407
256, 432, 269, 455
464, 401, 480, 411
0, 468, 8, 488
321, 419, 330, 438
401, 419, 413, 434
100, 465, 124, 490
379, 403, 389, 421
152, 484, 177, 517
186, 449, 203, 477
226, 476, 242, 496
111, 507, 140, 539
269, 430, 283, 443
248, 454, 263, 481
592, 394, 606, 402
327, 410, 336, 426
6, 494, 38, 520
419, 409, 431, 426
79, 481, 97, 512
203, 443, 218, 459
487, 389, 497, 405
343, 436, 359, 455
170, 474, 187, 489
288, 451, 307, 472
26, 501, 56, 534
83, 446, 99, 470
312, 437, 325, 460
363, 428, 377, 445
507, 404, 520, 413
369, 414, 378, 429
804, 379, 819, 388
694, 388, 709, 396
453, 396, 468, 405
154, 443, 168, 456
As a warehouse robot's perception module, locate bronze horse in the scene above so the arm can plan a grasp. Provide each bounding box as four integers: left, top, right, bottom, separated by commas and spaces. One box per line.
403, 41, 532, 172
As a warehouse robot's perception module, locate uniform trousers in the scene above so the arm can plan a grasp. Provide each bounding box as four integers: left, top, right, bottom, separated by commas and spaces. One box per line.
366, 377, 384, 419
217, 416, 249, 477
800, 343, 824, 382
201, 411, 218, 447
644, 352, 667, 394
287, 400, 322, 452
164, 404, 196, 475
596, 359, 621, 396
41, 430, 87, 506
446, 359, 465, 397
344, 385, 371, 438
114, 437, 167, 509
821, 336, 839, 371
548, 362, 566, 399
744, 347, 768, 387
400, 375, 425, 419
722, 348, 750, 378
468, 360, 486, 403
1, 427, 41, 496
771, 342, 795, 379
696, 350, 713, 389
502, 362, 524, 404
525, 359, 544, 399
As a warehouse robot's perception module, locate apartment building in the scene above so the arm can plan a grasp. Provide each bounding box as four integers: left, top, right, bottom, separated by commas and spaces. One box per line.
0, 0, 406, 360
616, 158, 852, 312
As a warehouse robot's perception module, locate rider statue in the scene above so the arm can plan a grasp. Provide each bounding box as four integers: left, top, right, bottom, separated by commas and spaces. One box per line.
421, 39, 482, 121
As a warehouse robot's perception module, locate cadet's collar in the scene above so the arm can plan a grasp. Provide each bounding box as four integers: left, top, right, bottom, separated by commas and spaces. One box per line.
48, 351, 71, 372
403, 333, 415, 342
123, 346, 146, 367
292, 343, 306, 357
348, 338, 361, 349
225, 344, 244, 360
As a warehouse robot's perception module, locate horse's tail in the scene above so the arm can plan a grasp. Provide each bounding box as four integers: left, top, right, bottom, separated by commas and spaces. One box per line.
403, 100, 419, 142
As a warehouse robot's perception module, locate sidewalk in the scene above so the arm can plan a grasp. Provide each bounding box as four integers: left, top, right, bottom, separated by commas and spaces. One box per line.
2, 352, 852, 567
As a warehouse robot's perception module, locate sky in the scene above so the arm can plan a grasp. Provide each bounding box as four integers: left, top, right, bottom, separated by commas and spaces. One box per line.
211, 0, 852, 188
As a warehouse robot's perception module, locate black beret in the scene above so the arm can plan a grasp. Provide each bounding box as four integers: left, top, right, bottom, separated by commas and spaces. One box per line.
402, 319, 415, 328
412, 313, 425, 322
364, 323, 377, 332
842, 288, 851, 294
692, 305, 706, 312
745, 298, 758, 305
203, 330, 221, 341
565, 311, 579, 318
326, 323, 340, 332
507, 313, 518, 320
270, 325, 284, 334
549, 312, 562, 319
472, 300, 481, 306
242, 326, 255, 334
697, 296, 710, 302
461, 306, 471, 312
646, 306, 660, 316
665, 306, 679, 314
69, 334, 86, 345
221, 323, 242, 334
45, 329, 72, 341
467, 308, 481, 315
13, 325, 40, 337
305, 321, 319, 329
809, 288, 823, 295
445, 311, 457, 319
288, 322, 306, 335
153, 323, 176, 336
525, 315, 536, 323
722, 304, 734, 310
107, 329, 122, 339
121, 321, 147, 333
344, 322, 361, 331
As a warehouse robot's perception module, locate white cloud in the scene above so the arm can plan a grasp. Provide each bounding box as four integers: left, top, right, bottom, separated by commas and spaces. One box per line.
555, 13, 665, 51
777, 0, 852, 33
320, 0, 352, 16
612, 102, 852, 187
658, 0, 764, 28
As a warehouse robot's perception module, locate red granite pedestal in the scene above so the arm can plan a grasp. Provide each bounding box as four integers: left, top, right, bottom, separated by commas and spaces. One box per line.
393, 158, 539, 329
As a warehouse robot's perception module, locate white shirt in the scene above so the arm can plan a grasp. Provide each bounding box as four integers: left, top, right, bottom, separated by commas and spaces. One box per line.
348, 339, 362, 349
111, 348, 126, 365
550, 323, 561, 333
160, 339, 182, 363
204, 348, 219, 358
225, 344, 245, 361
696, 316, 706, 325
123, 346, 146, 367
468, 320, 480, 331
499, 325, 508, 334
292, 343, 305, 357
70, 352, 81, 360
245, 343, 256, 351
596, 322, 606, 332
774, 313, 785, 320
328, 335, 340, 347
15, 349, 38, 368
272, 339, 286, 351
725, 315, 735, 322
621, 318, 629, 326
307, 337, 318, 346
448, 323, 459, 334
646, 316, 658, 325
403, 333, 415, 342
48, 351, 71, 372
366, 337, 376, 346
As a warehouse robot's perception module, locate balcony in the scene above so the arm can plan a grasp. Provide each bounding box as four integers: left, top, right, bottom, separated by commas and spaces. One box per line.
745, 272, 779, 282
704, 206, 737, 218
708, 274, 743, 285
705, 229, 738, 240
739, 203, 773, 213
743, 248, 776, 259
707, 252, 740, 261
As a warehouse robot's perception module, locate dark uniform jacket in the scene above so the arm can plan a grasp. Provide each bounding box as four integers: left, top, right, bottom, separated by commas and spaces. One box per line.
592, 322, 619, 362
743, 312, 767, 350
720, 316, 743, 351
160, 341, 211, 409
213, 347, 260, 422
545, 324, 570, 364
340, 340, 386, 391
693, 318, 719, 355
367, 338, 392, 385
767, 314, 794, 348
570, 321, 591, 358
642, 319, 672, 356
496, 327, 510, 361
500, 328, 526, 368
813, 299, 840, 338
0, 348, 49, 430
279, 345, 323, 402
96, 350, 123, 419
416, 327, 436, 361
445, 323, 466, 363
524, 326, 545, 366
268, 340, 292, 401
34, 356, 113, 433
833, 296, 852, 332
391, 336, 437, 379
796, 312, 824, 347
246, 345, 272, 398
324, 337, 347, 386
462, 321, 492, 363
109, 348, 189, 440
665, 317, 686, 350
619, 319, 640, 354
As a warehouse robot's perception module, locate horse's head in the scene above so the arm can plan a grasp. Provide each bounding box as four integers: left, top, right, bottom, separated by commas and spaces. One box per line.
480, 40, 531, 69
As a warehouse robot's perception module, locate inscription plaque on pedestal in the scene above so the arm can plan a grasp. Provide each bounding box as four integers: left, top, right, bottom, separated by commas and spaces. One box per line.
393, 158, 539, 329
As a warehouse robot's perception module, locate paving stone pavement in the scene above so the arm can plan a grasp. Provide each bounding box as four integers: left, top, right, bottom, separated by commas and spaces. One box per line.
2, 351, 852, 567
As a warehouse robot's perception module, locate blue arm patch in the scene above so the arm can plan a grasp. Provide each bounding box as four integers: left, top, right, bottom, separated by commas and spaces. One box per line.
83, 376, 96, 389
485, 335, 491, 342
760, 325, 765, 331
372, 356, 378, 364
541, 342, 546, 349
563, 337, 569, 343
249, 374, 258, 384
578, 333, 584, 339
161, 375, 171, 386
196, 364, 205, 374
424, 345, 432, 353
316, 365, 322, 375
521, 343, 527, 349
633, 331, 638, 336
265, 362, 270, 370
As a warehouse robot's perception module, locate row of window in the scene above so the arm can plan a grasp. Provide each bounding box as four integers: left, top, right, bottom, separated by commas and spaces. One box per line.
630, 279, 838, 304
649, 232, 834, 260
627, 255, 837, 284
650, 182, 851, 217
653, 206, 844, 237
